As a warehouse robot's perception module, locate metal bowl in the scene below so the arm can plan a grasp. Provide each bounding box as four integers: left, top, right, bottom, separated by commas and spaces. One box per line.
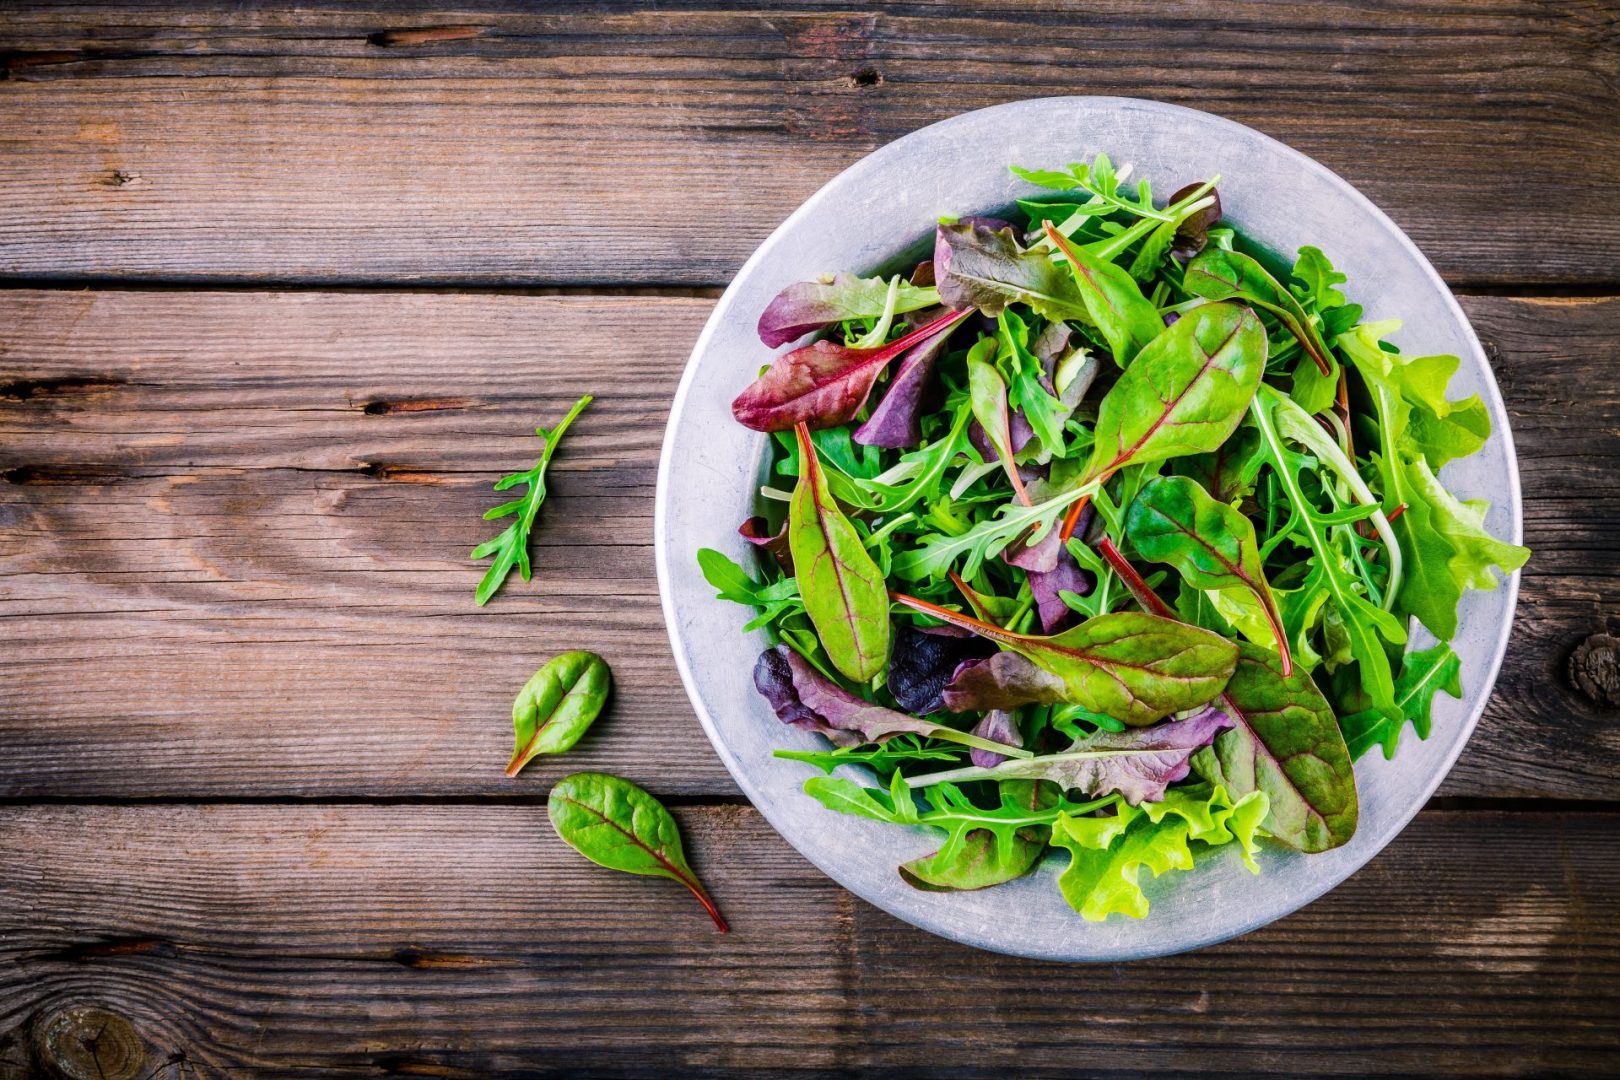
654, 97, 1522, 960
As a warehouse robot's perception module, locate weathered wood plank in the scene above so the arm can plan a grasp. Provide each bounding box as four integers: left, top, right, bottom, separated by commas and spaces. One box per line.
0, 291, 1614, 799
0, 804, 1615, 1077
1, 1, 1617, 285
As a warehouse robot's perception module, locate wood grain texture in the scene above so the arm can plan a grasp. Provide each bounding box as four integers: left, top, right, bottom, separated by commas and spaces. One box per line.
1, 1, 1618, 286
0, 289, 1614, 799
0, 803, 1616, 1078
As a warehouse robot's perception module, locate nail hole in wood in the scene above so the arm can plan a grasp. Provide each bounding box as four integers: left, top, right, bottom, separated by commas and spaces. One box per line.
850, 67, 882, 88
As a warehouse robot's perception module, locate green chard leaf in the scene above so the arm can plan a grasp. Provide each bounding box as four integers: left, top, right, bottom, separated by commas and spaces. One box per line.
891, 595, 1239, 728
1341, 642, 1463, 760
1175, 425, 1265, 504
1079, 301, 1268, 488
1196, 642, 1359, 852
1183, 248, 1332, 375
1126, 474, 1291, 674
789, 422, 891, 682
472, 394, 592, 606
548, 772, 727, 931
506, 651, 612, 777
1050, 784, 1268, 921
1042, 221, 1165, 367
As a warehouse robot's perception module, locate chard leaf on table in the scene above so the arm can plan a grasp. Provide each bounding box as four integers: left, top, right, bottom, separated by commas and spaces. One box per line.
892, 596, 1239, 728
1126, 474, 1291, 674
934, 220, 1093, 324
757, 271, 940, 348
1042, 221, 1165, 367
1183, 248, 1332, 375
506, 651, 612, 777
1340, 642, 1463, 761
732, 308, 970, 432
472, 394, 592, 606
1050, 783, 1268, 921
788, 423, 892, 681
548, 772, 728, 931
754, 645, 1030, 758
909, 706, 1234, 805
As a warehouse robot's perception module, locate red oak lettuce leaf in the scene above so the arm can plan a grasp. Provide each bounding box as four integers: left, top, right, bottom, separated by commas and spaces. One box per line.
739, 516, 792, 571
1027, 540, 1095, 634
754, 646, 941, 747
757, 272, 937, 349
942, 651, 1067, 713
933, 216, 1013, 282
733, 309, 969, 432
888, 623, 998, 715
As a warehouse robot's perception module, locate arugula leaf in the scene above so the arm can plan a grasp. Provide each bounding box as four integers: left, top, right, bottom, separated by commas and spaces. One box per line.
472, 394, 592, 606
1012, 154, 1170, 221
1341, 642, 1462, 760
998, 309, 1070, 454
890, 483, 1092, 582
697, 547, 802, 632
788, 424, 892, 681
773, 734, 966, 775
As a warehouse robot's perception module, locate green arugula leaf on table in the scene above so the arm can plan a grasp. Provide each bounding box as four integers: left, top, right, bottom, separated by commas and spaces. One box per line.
473, 394, 592, 606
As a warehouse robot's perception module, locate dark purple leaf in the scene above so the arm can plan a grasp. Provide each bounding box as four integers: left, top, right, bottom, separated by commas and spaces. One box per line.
739, 516, 792, 571
854, 306, 959, 449
753, 646, 939, 748
968, 410, 1035, 462
1170, 182, 1222, 262
732, 309, 970, 432
942, 651, 1067, 712
909, 260, 936, 288
888, 623, 996, 715
970, 710, 1023, 768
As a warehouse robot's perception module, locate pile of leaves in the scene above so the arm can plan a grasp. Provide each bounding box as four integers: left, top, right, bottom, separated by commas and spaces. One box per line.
701, 154, 1527, 921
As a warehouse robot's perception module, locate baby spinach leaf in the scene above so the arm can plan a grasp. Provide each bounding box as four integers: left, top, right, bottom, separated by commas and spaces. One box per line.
910, 705, 1234, 805
548, 772, 728, 931
1078, 301, 1267, 490
472, 394, 592, 606
506, 651, 612, 777
892, 594, 1239, 728
1126, 474, 1291, 674
1340, 642, 1462, 761
1042, 221, 1165, 367
757, 271, 939, 348
966, 337, 1033, 505
1196, 643, 1359, 852
732, 309, 970, 432
1184, 248, 1332, 375
754, 645, 1030, 758
789, 423, 891, 681
934, 220, 1092, 323
1050, 783, 1267, 921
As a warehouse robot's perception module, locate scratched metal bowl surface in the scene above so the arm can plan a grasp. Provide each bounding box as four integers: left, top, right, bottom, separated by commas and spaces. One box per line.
654, 97, 1522, 961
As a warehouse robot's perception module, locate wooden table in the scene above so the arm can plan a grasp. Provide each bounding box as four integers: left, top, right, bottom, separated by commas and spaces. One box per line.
2, 4, 1618, 1076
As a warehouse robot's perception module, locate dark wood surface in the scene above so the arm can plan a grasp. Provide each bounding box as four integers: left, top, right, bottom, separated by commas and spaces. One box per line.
2, 3, 1618, 1077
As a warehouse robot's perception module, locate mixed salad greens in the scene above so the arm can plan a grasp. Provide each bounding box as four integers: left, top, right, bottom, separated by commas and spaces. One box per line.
700, 154, 1527, 921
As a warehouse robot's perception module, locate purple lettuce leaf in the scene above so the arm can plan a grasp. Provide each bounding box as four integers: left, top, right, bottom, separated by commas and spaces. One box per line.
887, 623, 997, 715
968, 410, 1035, 462
933, 216, 1013, 283
968, 706, 1236, 805
1170, 182, 1222, 262
757, 271, 938, 349
970, 709, 1023, 768
854, 306, 959, 449
942, 651, 1067, 712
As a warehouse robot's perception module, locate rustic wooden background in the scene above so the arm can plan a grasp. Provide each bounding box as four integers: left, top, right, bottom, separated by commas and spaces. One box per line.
2, 3, 1618, 1077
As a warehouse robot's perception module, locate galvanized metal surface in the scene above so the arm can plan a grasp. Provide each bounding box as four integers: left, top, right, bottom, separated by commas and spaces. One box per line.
654, 96, 1522, 961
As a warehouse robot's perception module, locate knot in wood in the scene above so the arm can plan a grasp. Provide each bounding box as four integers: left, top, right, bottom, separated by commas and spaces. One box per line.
29, 1006, 148, 1080
1569, 632, 1620, 708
